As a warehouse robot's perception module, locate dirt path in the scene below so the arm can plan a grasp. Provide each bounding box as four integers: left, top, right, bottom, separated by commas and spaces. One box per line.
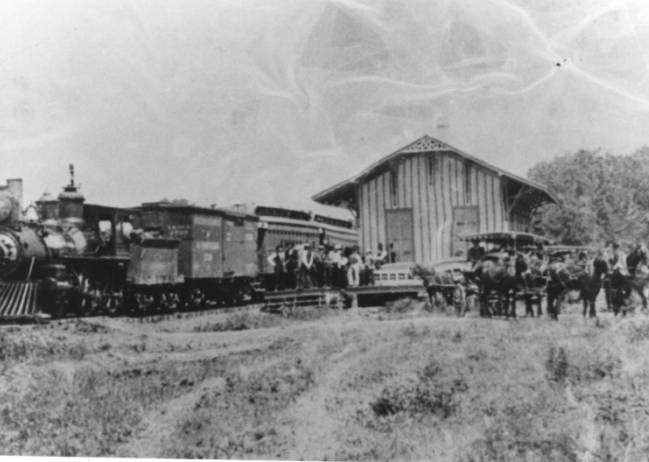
282, 323, 394, 460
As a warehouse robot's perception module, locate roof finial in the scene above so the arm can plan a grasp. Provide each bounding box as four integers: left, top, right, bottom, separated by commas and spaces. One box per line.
69, 163, 75, 188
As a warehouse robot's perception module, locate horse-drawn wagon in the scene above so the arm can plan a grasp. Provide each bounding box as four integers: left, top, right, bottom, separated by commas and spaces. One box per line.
459, 231, 553, 317
411, 258, 477, 316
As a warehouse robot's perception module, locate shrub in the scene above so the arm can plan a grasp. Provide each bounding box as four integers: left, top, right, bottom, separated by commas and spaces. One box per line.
0, 367, 144, 456
193, 311, 280, 332
384, 298, 420, 313
162, 358, 315, 459
369, 361, 468, 419
545, 346, 569, 383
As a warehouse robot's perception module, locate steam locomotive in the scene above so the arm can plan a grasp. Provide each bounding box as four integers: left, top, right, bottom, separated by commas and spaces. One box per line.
0, 167, 357, 319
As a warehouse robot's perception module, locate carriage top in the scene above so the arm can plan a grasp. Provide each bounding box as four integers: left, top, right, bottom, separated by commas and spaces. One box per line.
543, 244, 591, 258
430, 257, 474, 273
460, 231, 553, 248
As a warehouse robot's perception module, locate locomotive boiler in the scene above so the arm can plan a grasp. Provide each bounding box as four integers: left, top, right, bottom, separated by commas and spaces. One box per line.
0, 168, 90, 318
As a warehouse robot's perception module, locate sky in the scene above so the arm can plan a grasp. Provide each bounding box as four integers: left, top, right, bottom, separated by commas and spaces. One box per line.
2, 0, 649, 211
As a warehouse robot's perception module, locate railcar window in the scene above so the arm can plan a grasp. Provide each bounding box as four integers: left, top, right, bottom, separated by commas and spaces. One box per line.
141, 211, 161, 229
465, 161, 472, 203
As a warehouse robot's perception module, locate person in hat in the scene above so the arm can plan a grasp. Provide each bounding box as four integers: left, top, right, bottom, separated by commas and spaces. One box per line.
362, 250, 375, 285
467, 240, 486, 266
375, 242, 388, 269
285, 243, 299, 290
267, 244, 286, 291
322, 244, 335, 287
335, 244, 348, 287
347, 246, 362, 287
388, 242, 397, 263
298, 243, 315, 289
312, 243, 326, 287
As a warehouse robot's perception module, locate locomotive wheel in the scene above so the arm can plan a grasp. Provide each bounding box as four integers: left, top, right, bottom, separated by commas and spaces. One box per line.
134, 292, 155, 316
77, 290, 102, 316
188, 289, 206, 310
159, 291, 180, 313
105, 293, 124, 316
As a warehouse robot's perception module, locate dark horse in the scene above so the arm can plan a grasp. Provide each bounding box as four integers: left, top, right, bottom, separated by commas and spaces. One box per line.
609, 267, 649, 315
580, 257, 608, 318
472, 253, 524, 318
546, 256, 608, 319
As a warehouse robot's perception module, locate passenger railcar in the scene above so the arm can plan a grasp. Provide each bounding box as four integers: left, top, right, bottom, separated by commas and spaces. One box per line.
255, 205, 358, 282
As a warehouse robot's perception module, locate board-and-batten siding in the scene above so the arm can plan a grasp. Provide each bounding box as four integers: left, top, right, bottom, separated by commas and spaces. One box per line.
358, 151, 510, 264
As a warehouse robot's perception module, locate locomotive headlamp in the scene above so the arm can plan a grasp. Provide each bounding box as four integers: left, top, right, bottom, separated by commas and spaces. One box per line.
0, 196, 13, 223
0, 230, 20, 273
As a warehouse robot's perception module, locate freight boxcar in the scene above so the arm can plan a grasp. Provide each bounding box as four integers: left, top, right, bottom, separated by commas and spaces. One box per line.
138, 202, 260, 305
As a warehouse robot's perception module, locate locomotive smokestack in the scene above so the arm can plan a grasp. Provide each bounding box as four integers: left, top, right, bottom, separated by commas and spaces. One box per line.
58, 164, 85, 226
5, 179, 22, 221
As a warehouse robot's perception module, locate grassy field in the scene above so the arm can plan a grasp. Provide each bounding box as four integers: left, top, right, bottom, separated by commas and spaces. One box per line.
2, 301, 649, 460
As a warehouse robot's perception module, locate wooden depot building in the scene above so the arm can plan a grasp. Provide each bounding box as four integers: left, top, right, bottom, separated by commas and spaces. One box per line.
312, 135, 557, 264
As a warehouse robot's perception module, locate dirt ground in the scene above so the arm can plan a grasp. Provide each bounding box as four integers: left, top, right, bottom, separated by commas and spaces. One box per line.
3, 299, 649, 460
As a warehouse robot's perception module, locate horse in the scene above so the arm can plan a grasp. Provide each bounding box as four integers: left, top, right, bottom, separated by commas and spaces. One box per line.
411, 264, 469, 316
578, 257, 608, 318
545, 256, 608, 319
609, 265, 649, 315
472, 253, 523, 318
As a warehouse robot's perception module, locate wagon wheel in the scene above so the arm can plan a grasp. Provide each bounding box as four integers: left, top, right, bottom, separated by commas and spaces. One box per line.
465, 293, 477, 313
453, 284, 466, 317
432, 289, 445, 310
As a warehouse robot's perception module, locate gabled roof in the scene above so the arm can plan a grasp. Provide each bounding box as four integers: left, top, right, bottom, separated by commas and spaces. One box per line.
311, 134, 557, 205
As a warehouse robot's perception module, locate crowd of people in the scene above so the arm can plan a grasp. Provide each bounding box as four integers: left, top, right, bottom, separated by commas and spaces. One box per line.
265, 241, 397, 291
464, 238, 649, 273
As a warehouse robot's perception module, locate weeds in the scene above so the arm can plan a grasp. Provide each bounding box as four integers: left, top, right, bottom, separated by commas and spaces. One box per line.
193, 311, 281, 332
0, 368, 143, 456
369, 361, 468, 419
193, 307, 335, 333
545, 346, 569, 383
384, 298, 421, 313
0, 330, 88, 366
162, 358, 315, 459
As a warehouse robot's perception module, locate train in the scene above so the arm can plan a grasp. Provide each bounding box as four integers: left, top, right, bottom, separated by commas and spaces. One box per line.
0, 167, 358, 319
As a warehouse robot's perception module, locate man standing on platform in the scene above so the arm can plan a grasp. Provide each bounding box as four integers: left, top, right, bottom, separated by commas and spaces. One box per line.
267, 245, 285, 291
299, 243, 315, 289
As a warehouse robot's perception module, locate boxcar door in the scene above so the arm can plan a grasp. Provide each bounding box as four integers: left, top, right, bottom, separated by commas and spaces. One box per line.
385, 209, 414, 262
452, 206, 479, 257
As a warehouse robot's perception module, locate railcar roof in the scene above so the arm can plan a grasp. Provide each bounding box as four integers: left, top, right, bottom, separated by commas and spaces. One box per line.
138, 202, 258, 221
460, 231, 553, 246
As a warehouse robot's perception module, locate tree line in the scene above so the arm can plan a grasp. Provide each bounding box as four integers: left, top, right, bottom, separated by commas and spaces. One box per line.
528, 147, 649, 246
